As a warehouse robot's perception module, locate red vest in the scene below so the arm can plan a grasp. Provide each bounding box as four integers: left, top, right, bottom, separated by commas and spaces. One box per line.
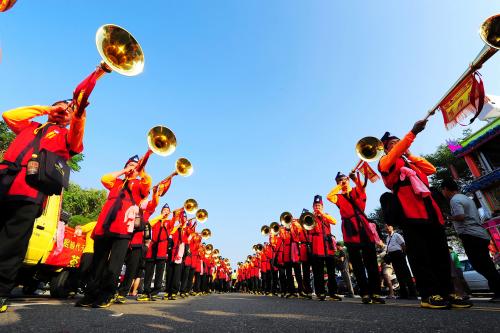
130, 199, 158, 248
310, 215, 336, 257
93, 178, 149, 239
336, 187, 377, 245
145, 219, 170, 259
1, 122, 80, 203
378, 157, 444, 225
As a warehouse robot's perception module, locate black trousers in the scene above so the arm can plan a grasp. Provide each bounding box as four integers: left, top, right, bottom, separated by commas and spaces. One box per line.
402, 222, 452, 299
118, 247, 143, 296
182, 267, 196, 293
271, 269, 279, 293
85, 237, 130, 301
0, 200, 41, 297
311, 256, 338, 296
69, 252, 93, 291
285, 262, 303, 294
460, 234, 500, 296
389, 250, 417, 298
143, 259, 166, 295
278, 268, 287, 294
263, 272, 272, 293
166, 262, 182, 296
179, 264, 191, 293
194, 272, 201, 292
346, 243, 380, 296
301, 261, 313, 294
201, 273, 209, 292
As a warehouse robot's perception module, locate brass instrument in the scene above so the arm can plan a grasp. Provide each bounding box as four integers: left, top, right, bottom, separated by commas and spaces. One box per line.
425, 14, 500, 120
269, 222, 280, 235
261, 225, 270, 236
255, 244, 263, 252
205, 244, 213, 254
213, 249, 220, 256
247, 255, 252, 261
184, 199, 198, 214
154, 158, 193, 194
128, 126, 176, 177
224, 258, 230, 264
0, 0, 17, 12
355, 137, 385, 163
95, 24, 144, 77
280, 212, 293, 228
196, 209, 208, 223
299, 211, 316, 231
201, 228, 211, 240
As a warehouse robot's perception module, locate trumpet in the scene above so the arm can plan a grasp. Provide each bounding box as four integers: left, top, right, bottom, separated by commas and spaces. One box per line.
355, 137, 385, 164
213, 249, 220, 256
253, 244, 263, 252
299, 211, 316, 231
127, 126, 176, 178
280, 212, 293, 228
425, 14, 500, 121
205, 244, 214, 254
261, 225, 270, 236
201, 228, 211, 240
269, 222, 280, 235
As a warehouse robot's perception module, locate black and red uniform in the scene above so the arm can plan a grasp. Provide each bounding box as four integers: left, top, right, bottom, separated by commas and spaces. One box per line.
0, 104, 85, 299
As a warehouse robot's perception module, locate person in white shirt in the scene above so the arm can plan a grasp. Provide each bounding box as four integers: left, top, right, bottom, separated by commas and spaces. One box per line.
441, 179, 500, 303
384, 225, 417, 299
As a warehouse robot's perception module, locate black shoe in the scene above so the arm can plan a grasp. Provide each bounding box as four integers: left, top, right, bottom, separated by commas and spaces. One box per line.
114, 295, 127, 304
317, 294, 326, 301
448, 294, 473, 309
75, 296, 94, 307
92, 297, 113, 308
0, 298, 8, 313
420, 295, 449, 309
361, 295, 372, 304
371, 294, 385, 304
489, 296, 500, 303
329, 294, 342, 301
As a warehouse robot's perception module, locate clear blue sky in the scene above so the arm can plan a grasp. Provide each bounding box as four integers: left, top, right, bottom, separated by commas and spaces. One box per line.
1, 1, 499, 266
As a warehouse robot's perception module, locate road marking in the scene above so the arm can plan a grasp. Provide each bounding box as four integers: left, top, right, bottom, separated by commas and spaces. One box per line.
110, 313, 124, 317
9, 302, 59, 307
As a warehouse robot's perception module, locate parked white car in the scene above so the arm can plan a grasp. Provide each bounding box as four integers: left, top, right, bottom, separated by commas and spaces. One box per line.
460, 259, 491, 291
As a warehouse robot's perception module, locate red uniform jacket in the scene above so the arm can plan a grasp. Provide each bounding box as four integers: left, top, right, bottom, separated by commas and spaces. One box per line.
378, 132, 444, 225
145, 217, 173, 260
130, 197, 159, 248
310, 213, 337, 257
1, 116, 84, 203
93, 176, 151, 239
335, 187, 377, 245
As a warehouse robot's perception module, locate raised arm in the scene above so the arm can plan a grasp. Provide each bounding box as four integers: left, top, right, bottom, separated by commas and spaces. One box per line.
327, 184, 343, 204
2, 105, 50, 134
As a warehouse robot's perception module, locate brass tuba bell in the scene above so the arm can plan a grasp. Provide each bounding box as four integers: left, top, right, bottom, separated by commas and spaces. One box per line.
205, 243, 213, 254
147, 126, 177, 157
280, 212, 293, 228
261, 225, 270, 236
269, 222, 280, 235
201, 228, 211, 240
184, 198, 198, 214
176, 158, 193, 177
299, 211, 316, 231
96, 24, 144, 76
213, 249, 220, 256
196, 209, 208, 223
355, 136, 385, 162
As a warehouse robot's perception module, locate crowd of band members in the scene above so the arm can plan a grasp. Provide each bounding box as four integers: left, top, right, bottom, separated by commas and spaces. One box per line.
1, 96, 499, 313
236, 119, 499, 309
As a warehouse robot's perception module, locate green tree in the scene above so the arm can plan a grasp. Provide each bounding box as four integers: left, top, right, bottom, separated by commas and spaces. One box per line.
62, 182, 107, 227
0, 120, 84, 171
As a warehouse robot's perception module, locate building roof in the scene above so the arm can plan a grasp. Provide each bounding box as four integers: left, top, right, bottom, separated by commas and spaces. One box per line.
454, 117, 500, 157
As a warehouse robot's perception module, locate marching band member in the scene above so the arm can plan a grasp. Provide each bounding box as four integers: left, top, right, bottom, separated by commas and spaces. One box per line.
327, 172, 384, 304
76, 155, 151, 308
276, 221, 303, 298
137, 202, 173, 301
309, 195, 342, 301
165, 209, 189, 300
378, 120, 472, 309
297, 213, 313, 299
116, 182, 167, 303
179, 222, 198, 297
260, 243, 272, 295
73, 221, 97, 292
0, 99, 87, 313
275, 228, 287, 297
269, 233, 280, 296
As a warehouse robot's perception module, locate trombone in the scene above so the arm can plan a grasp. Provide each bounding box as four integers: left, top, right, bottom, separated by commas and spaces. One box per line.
425, 14, 500, 121
299, 210, 316, 231
154, 158, 194, 195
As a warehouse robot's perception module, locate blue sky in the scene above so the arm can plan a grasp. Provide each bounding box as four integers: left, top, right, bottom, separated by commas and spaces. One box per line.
1, 1, 499, 266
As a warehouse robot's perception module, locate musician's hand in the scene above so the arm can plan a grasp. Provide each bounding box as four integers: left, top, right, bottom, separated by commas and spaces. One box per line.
349, 172, 356, 181
411, 119, 427, 136
124, 165, 135, 174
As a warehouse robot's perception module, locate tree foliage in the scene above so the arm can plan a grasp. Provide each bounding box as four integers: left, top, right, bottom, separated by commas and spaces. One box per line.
62, 182, 107, 227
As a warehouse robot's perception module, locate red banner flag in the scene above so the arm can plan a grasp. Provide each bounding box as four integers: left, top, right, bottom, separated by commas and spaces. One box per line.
44, 226, 86, 268
438, 72, 485, 130
359, 161, 380, 183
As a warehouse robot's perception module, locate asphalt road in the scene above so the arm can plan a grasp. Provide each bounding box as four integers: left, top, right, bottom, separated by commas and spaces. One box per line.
1, 293, 500, 332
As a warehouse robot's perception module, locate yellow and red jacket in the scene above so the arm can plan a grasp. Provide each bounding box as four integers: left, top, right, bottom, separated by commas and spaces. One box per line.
1, 105, 85, 203
309, 212, 337, 257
